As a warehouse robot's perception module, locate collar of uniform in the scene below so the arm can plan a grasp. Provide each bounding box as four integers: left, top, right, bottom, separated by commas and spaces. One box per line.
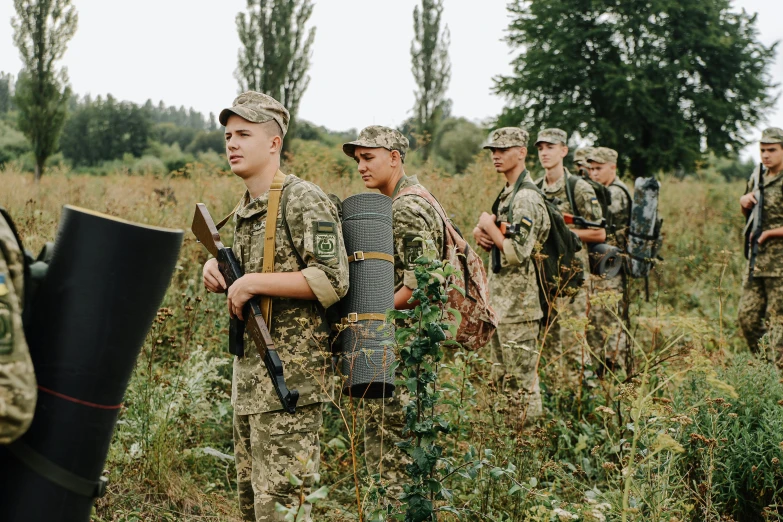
504, 170, 533, 194
235, 170, 290, 221
392, 174, 419, 198
542, 169, 566, 193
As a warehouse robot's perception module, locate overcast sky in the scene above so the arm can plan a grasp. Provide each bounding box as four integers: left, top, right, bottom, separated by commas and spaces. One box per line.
1, 0, 780, 146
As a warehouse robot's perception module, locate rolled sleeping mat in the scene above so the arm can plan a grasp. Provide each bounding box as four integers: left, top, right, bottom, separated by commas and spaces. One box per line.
588, 243, 622, 278
628, 176, 661, 278
339, 193, 396, 399
0, 205, 183, 522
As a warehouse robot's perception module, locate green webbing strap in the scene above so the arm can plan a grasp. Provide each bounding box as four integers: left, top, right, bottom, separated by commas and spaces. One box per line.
7, 440, 108, 498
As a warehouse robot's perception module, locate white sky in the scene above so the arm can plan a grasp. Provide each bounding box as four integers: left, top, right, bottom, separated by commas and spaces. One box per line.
1, 0, 780, 145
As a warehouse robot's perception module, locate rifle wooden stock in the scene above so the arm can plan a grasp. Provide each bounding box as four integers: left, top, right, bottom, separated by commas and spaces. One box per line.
191, 203, 299, 414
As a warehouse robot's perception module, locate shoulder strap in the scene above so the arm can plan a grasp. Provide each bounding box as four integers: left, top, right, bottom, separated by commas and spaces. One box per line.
260, 170, 287, 326
612, 180, 633, 227
565, 173, 579, 217
280, 177, 307, 270
395, 185, 455, 261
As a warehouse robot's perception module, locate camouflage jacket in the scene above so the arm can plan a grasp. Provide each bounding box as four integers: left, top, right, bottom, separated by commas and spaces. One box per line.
231, 172, 349, 414
538, 169, 603, 271
0, 212, 36, 444
607, 178, 632, 252
489, 172, 551, 323
746, 168, 783, 278
391, 175, 445, 290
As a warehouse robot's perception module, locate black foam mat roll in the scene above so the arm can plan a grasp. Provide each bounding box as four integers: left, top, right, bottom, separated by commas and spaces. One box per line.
0, 205, 183, 522
339, 193, 396, 399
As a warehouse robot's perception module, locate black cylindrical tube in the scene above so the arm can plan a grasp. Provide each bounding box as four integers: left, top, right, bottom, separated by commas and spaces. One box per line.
0, 205, 183, 522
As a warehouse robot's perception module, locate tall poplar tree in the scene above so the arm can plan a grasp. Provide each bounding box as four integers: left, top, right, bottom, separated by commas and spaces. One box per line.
235, 0, 315, 145
12, 0, 78, 181
411, 0, 451, 161
494, 0, 776, 177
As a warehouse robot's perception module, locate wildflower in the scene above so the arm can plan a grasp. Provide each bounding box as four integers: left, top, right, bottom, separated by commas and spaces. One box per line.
595, 405, 616, 416
752, 465, 758, 473
602, 462, 617, 471
553, 508, 579, 521
773, 458, 780, 466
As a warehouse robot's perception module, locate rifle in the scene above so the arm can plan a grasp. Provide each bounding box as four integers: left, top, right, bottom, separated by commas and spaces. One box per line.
491, 221, 522, 273
563, 213, 606, 229
191, 203, 299, 414
746, 163, 766, 283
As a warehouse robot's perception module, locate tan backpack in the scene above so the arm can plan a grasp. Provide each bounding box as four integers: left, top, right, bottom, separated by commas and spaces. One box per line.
395, 186, 497, 351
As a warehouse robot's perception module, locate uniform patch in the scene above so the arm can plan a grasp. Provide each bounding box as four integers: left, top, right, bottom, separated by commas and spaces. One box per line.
251, 221, 264, 235
403, 234, 424, 268
313, 221, 337, 261
519, 216, 533, 233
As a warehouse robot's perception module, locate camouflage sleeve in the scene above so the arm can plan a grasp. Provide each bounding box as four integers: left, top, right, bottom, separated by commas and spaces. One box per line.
0, 215, 36, 445
503, 191, 548, 266
574, 178, 604, 223
392, 195, 445, 290
284, 183, 349, 308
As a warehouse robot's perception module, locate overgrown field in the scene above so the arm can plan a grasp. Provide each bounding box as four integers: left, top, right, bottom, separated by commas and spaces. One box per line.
2, 151, 781, 522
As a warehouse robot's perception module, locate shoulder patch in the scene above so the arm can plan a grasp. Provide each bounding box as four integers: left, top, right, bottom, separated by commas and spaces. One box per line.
403, 234, 424, 268
0, 275, 13, 354
313, 221, 337, 261
519, 216, 533, 233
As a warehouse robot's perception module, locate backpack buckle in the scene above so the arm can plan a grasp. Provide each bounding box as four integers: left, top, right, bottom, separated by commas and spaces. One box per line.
347, 312, 359, 323
353, 251, 365, 261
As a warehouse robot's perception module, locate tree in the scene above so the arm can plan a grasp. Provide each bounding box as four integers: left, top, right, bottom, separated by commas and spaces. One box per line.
494, 0, 777, 177
436, 117, 485, 173
411, 0, 451, 161
0, 73, 14, 114
235, 0, 315, 146
12, 0, 78, 180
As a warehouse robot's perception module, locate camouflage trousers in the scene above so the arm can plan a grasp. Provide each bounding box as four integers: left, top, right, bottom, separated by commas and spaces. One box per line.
362, 388, 411, 501
738, 274, 783, 360
587, 274, 631, 374
489, 321, 543, 419
234, 403, 323, 522
544, 285, 593, 384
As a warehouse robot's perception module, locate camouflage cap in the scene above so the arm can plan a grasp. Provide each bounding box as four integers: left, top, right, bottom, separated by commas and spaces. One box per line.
535, 128, 568, 146
483, 127, 529, 149
761, 127, 783, 144
587, 147, 618, 164
573, 147, 595, 166
219, 91, 290, 137
342, 126, 409, 162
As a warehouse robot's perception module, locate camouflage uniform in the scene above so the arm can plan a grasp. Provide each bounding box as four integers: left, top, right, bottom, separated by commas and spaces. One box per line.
344, 127, 445, 497
574, 147, 595, 178
0, 211, 36, 445
535, 129, 604, 378
738, 128, 783, 358
219, 93, 350, 522
482, 128, 551, 419
586, 148, 632, 372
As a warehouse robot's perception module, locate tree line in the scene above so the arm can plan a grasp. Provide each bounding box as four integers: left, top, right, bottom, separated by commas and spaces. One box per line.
3, 0, 777, 180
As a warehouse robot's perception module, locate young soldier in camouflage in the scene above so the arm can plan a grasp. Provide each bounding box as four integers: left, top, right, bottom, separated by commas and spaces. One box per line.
343, 125, 445, 497
534, 129, 605, 379
203, 92, 349, 522
587, 147, 632, 372
0, 211, 36, 445
738, 127, 783, 359
573, 147, 595, 179
473, 127, 551, 419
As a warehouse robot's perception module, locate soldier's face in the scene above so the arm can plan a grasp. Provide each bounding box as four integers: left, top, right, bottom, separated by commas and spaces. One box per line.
353, 147, 398, 189
588, 162, 616, 186
760, 143, 783, 171
489, 146, 526, 174
536, 142, 568, 169
224, 115, 280, 179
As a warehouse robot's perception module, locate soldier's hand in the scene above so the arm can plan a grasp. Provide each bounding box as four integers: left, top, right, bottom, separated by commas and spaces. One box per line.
203, 258, 227, 293
473, 226, 493, 251
740, 192, 757, 210
478, 212, 498, 233
226, 275, 256, 320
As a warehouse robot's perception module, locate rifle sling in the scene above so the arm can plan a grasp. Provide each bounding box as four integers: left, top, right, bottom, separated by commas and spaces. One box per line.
261, 170, 287, 327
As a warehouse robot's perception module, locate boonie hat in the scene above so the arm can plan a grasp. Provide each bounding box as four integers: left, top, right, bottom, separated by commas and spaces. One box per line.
343, 126, 409, 162
219, 91, 290, 137
761, 127, 783, 144
587, 147, 619, 164
535, 128, 568, 146
574, 147, 595, 166
483, 127, 529, 149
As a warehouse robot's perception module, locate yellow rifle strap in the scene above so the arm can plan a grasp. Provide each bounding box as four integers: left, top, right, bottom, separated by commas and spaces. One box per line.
261, 170, 287, 327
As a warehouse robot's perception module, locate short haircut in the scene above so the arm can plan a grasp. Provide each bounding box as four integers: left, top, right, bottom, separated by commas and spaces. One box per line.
261, 119, 284, 142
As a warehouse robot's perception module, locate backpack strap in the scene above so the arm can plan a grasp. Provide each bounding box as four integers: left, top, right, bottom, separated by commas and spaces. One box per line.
259, 170, 287, 326
611, 180, 634, 228
565, 173, 580, 217
280, 177, 307, 270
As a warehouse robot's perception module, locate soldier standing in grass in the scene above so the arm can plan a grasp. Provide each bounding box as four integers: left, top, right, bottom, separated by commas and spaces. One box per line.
202, 92, 349, 522
587, 147, 632, 373
534, 129, 606, 379
473, 127, 551, 420
0, 210, 36, 445
342, 125, 445, 499
738, 127, 783, 359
